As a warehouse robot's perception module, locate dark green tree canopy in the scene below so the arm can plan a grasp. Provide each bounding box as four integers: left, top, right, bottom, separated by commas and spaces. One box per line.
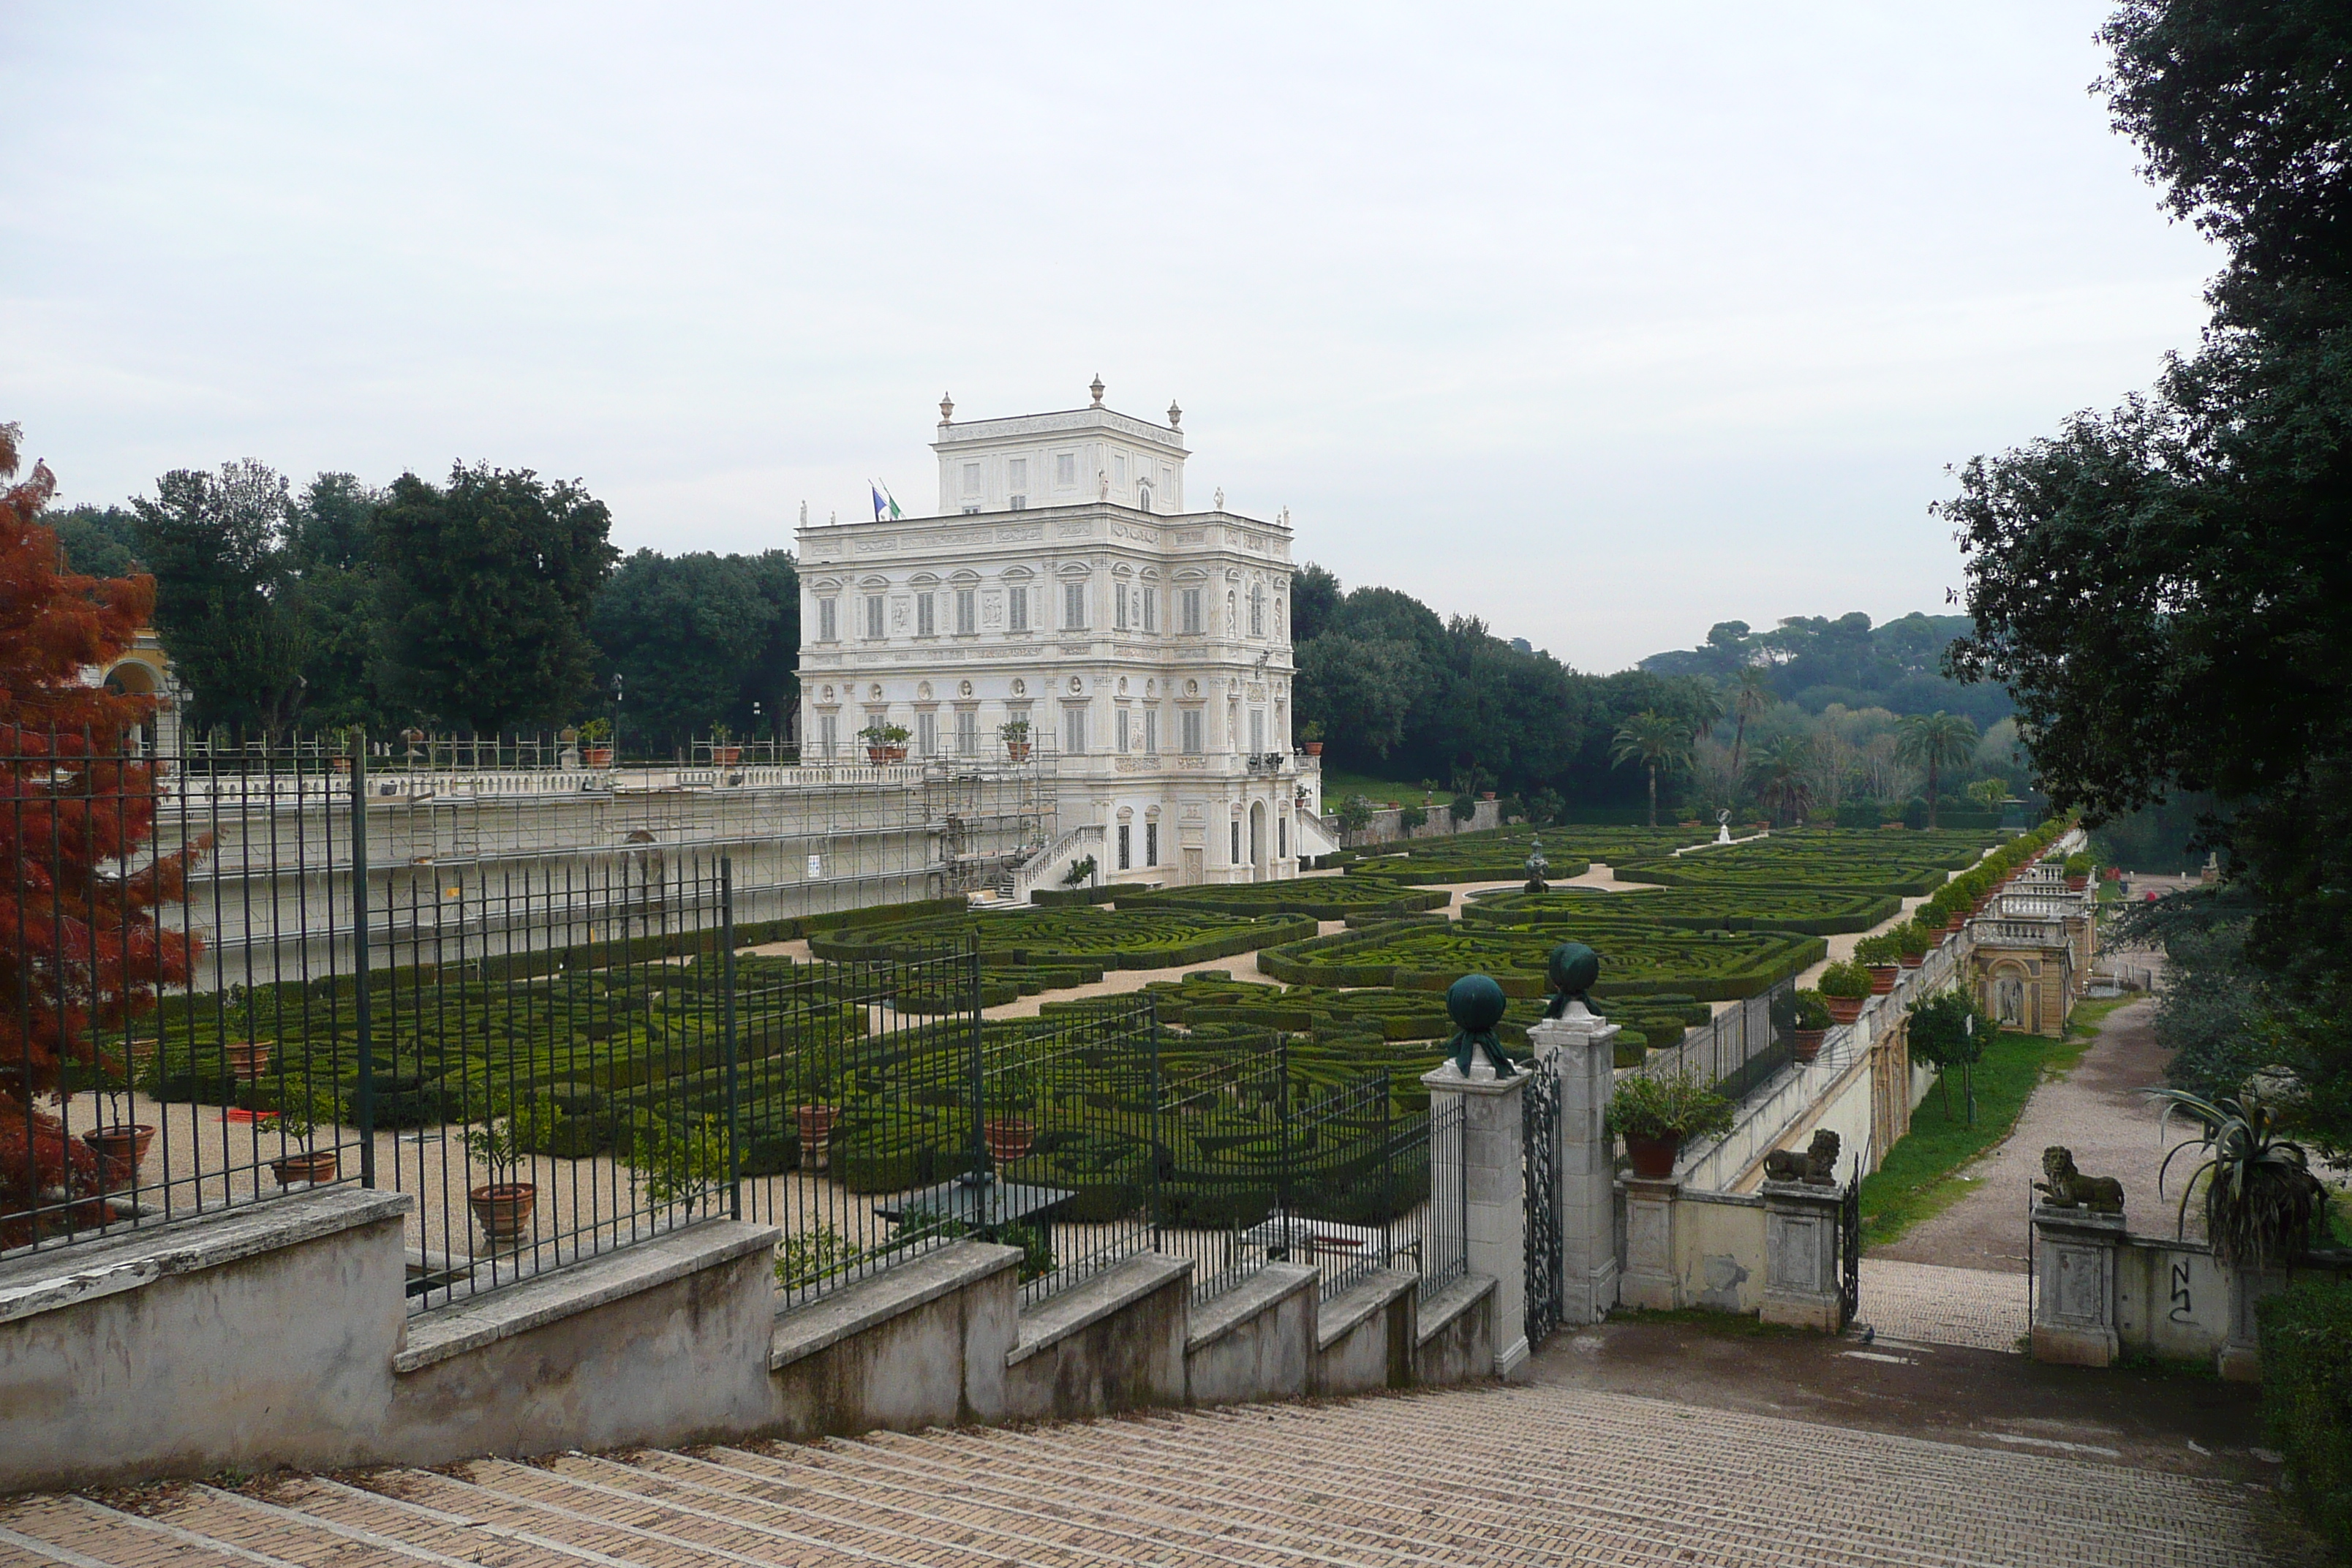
132, 460, 311, 735
591, 548, 798, 750
373, 464, 618, 732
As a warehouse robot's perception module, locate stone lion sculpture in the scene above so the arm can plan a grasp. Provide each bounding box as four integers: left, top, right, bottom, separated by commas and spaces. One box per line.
2034, 1146, 2124, 1214
1763, 1128, 1840, 1186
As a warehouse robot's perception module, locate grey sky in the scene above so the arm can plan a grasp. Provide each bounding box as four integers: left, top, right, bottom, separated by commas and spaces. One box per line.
2, 3, 2215, 671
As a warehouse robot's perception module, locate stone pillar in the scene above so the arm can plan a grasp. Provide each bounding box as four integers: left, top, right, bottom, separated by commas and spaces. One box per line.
1530, 1004, 1621, 1325
1421, 1058, 1529, 1376
1618, 1177, 1679, 1311
1760, 1180, 1843, 1330
2030, 1205, 2123, 1365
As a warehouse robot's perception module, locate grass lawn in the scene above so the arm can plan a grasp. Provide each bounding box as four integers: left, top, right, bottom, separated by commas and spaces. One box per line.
1858, 995, 2133, 1248
1313, 765, 1433, 806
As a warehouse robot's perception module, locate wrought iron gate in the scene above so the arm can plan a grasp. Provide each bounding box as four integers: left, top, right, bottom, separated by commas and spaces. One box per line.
1838, 1172, 1862, 1327
1523, 1063, 1564, 1346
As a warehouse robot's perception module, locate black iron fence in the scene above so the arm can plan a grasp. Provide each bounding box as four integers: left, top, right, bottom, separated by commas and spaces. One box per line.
1632, 977, 1798, 1101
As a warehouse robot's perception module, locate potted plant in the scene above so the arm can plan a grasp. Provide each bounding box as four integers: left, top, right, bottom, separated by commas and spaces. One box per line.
1853, 935, 1900, 994
80, 1068, 155, 1194
578, 717, 614, 768
984, 1062, 1039, 1164
1060, 854, 1097, 889
999, 717, 1032, 761
224, 1039, 271, 1082
1607, 1069, 1735, 1179
461, 1115, 538, 1245
2064, 851, 2094, 892
2149, 1088, 2329, 1270
857, 721, 911, 764
625, 1111, 728, 1215
1817, 960, 1872, 1025
710, 723, 742, 766
327, 725, 358, 775
1895, 919, 1931, 969
796, 1102, 839, 1172
1790, 990, 1831, 1063
1297, 720, 1324, 758
267, 1090, 342, 1187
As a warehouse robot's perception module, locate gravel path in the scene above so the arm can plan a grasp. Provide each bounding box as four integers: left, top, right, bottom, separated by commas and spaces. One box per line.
1871, 993, 2192, 1273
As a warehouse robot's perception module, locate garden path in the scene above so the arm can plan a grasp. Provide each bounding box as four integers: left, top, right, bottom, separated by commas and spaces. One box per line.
1870, 993, 2191, 1273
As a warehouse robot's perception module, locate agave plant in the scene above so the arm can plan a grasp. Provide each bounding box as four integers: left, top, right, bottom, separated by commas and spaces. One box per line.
2148, 1088, 2327, 1269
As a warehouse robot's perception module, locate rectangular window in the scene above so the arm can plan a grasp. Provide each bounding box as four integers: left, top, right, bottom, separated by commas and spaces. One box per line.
1278, 818, 1287, 859
955, 589, 976, 633
1145, 822, 1158, 866
1009, 586, 1028, 632
1144, 708, 1158, 753
1055, 452, 1076, 486
1114, 584, 1129, 630
916, 593, 935, 636
1231, 821, 1241, 864
1115, 708, 1131, 752
818, 597, 837, 641
1181, 588, 1202, 634
1064, 705, 1088, 754
916, 711, 937, 756
1181, 708, 1202, 755
962, 462, 981, 497
1250, 709, 1265, 753
864, 595, 884, 639
1142, 587, 1156, 632
956, 709, 978, 754
1249, 587, 1264, 638
818, 713, 837, 757
1063, 582, 1087, 630
1117, 824, 1131, 871
1008, 458, 1028, 506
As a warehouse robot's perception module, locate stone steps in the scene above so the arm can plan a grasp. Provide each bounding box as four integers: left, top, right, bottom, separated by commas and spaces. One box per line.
0, 1383, 2292, 1568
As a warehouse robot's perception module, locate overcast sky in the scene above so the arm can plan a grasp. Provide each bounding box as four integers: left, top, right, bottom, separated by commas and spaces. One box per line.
2, 3, 2216, 671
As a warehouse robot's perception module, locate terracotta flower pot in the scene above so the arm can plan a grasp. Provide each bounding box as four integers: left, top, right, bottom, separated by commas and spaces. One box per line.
82, 1124, 155, 1191
712, 746, 742, 765
331, 756, 353, 774
270, 1148, 340, 1186
1865, 965, 1898, 995
1301, 742, 1323, 756
1480, 791, 1496, 802
1945, 916, 1965, 935
584, 747, 614, 767
1791, 1028, 1827, 1065
2066, 875, 2089, 892
796, 1104, 839, 1172
225, 1041, 271, 1081
1899, 952, 1924, 970
984, 1116, 1036, 1164
1624, 1133, 1681, 1180
468, 1183, 537, 1243
1005, 741, 1032, 761
1824, 994, 1866, 1026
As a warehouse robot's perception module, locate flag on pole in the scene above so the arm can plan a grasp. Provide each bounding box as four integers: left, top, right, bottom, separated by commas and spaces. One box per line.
881, 483, 903, 520
870, 483, 887, 521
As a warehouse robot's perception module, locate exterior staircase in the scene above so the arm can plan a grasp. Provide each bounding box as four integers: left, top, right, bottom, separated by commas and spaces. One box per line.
0, 1383, 2290, 1568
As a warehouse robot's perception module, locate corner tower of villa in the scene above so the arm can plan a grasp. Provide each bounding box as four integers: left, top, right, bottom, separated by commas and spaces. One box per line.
796, 379, 1330, 889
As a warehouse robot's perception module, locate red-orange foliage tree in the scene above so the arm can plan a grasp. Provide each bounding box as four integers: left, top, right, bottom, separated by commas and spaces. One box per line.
0, 422, 203, 1243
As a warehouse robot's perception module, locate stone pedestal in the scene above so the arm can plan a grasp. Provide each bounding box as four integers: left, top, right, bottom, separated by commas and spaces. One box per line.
2030, 1204, 2123, 1366
1421, 1059, 1528, 1376
1618, 1176, 1680, 1311
1530, 1006, 1621, 1326
1760, 1180, 1842, 1331
2220, 1266, 2286, 1382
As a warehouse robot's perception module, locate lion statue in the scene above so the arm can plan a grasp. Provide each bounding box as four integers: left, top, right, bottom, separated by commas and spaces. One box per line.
1763, 1128, 1841, 1186
2034, 1146, 2124, 1214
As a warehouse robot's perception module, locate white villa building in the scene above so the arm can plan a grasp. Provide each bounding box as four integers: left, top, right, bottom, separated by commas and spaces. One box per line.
796, 380, 1334, 893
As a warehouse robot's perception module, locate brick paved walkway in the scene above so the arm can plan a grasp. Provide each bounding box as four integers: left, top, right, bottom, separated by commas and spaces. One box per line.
1861, 1256, 2032, 1352
0, 1381, 2307, 1567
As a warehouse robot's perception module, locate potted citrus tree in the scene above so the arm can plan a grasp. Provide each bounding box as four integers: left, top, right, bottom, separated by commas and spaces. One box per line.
1607, 1069, 1735, 1178
578, 717, 614, 768
1854, 934, 1900, 994
1790, 990, 1831, 1063
461, 1112, 539, 1246
268, 1090, 342, 1187
984, 1060, 1039, 1165
2063, 851, 2094, 892
709, 723, 742, 766
1297, 720, 1324, 757
1817, 960, 1872, 1025
796, 1102, 839, 1172
80, 1070, 155, 1195
1895, 919, 1931, 970
859, 721, 911, 764
998, 717, 1031, 761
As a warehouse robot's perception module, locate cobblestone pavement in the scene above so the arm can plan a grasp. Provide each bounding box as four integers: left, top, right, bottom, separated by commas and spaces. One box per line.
1861, 1256, 2032, 1352
1, 1380, 2313, 1568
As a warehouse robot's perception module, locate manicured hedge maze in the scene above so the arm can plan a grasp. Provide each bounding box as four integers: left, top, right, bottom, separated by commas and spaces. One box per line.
809, 905, 1316, 974
1114, 880, 1450, 921
1463, 884, 1901, 935
1337, 825, 1703, 886
1609, 829, 2001, 897
1258, 917, 1824, 1000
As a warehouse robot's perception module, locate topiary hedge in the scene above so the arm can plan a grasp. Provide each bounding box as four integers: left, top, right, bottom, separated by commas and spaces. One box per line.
808, 905, 1316, 973
2258, 1276, 2352, 1550
1116, 880, 1450, 921
1462, 884, 1900, 936
1256, 916, 1823, 1000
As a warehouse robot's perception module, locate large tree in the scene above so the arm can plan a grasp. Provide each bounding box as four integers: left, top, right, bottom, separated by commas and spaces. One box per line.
373, 464, 617, 732
1945, 1, 2352, 1154
132, 461, 311, 736
1892, 710, 1979, 827
1610, 711, 1691, 827
590, 549, 797, 750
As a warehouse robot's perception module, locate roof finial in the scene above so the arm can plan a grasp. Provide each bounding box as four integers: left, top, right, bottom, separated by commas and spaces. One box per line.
939, 391, 954, 423
1089, 374, 1105, 407
1166, 399, 1183, 429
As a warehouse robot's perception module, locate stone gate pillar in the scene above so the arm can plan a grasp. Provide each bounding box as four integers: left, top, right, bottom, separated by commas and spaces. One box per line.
1529, 1001, 1621, 1324
2031, 1204, 2122, 1365
1421, 1058, 1529, 1376
1760, 1180, 1843, 1330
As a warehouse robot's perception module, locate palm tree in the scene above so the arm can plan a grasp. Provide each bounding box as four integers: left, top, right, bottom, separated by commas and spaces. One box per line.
1610, 711, 1691, 827
1727, 666, 1775, 781
1681, 682, 1724, 744
1746, 735, 1816, 826
1893, 711, 1980, 828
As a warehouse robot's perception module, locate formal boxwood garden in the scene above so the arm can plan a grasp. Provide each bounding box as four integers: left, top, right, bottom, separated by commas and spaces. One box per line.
1256, 916, 1824, 1000
1335, 824, 1700, 886
1607, 829, 2003, 897
1113, 879, 1450, 921
1462, 884, 1901, 935
807, 905, 1316, 973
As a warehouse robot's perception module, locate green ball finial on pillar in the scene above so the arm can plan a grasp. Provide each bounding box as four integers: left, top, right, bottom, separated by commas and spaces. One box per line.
1445, 973, 1515, 1078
